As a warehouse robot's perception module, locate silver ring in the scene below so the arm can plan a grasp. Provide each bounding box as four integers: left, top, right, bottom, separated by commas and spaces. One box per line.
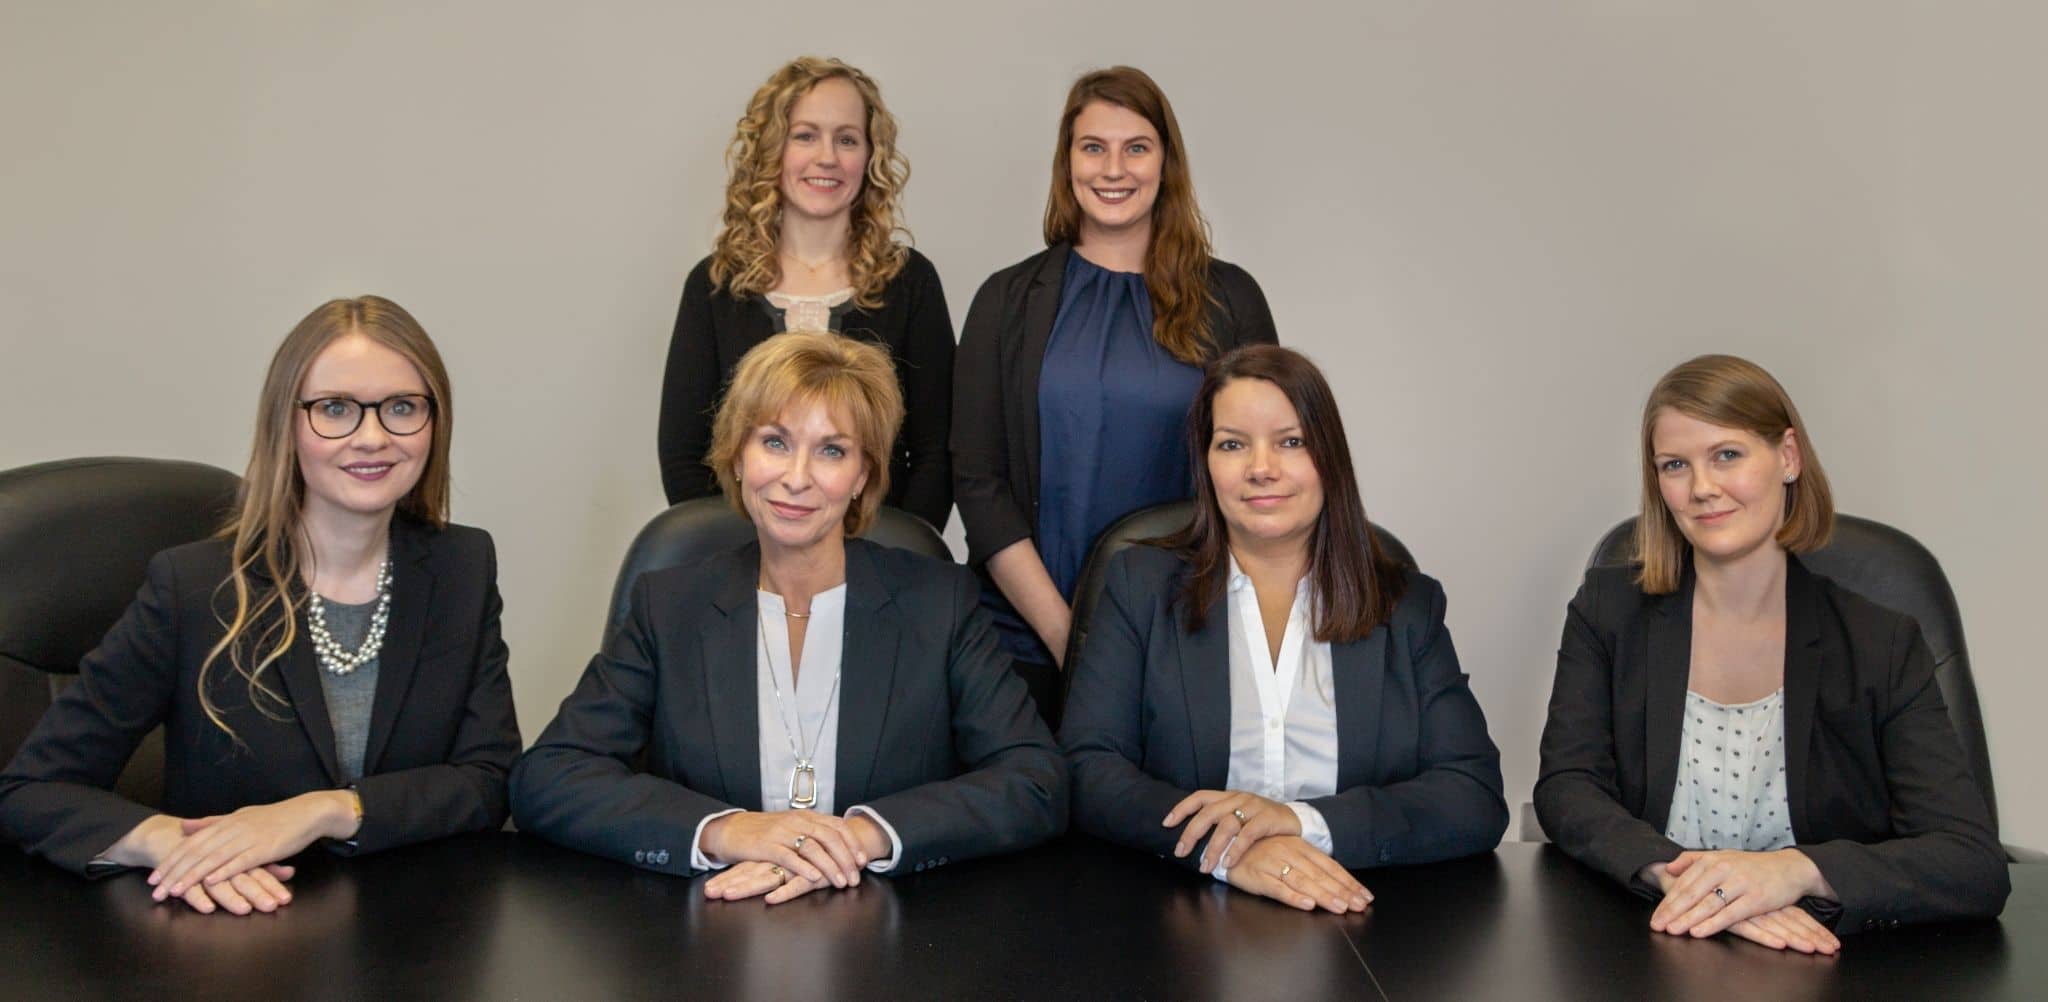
1232, 808, 1248, 824
793, 834, 808, 851
1280, 864, 1293, 877
1713, 887, 1728, 903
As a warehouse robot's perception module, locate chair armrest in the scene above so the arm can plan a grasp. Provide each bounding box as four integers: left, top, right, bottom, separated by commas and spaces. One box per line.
2004, 842, 2047, 864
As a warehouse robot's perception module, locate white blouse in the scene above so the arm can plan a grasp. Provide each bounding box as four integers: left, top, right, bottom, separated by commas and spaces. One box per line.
1212, 558, 1338, 881
688, 584, 902, 873
1663, 689, 1795, 852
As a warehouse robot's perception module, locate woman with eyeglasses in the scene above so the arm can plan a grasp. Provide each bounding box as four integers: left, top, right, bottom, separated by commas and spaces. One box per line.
0, 296, 520, 915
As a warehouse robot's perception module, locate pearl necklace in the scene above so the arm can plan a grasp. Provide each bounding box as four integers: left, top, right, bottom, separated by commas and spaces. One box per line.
307, 559, 393, 676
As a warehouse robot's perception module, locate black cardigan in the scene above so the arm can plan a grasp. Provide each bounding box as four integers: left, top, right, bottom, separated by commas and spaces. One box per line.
657, 248, 955, 529
1534, 558, 2009, 934
950, 242, 1277, 569
0, 518, 521, 876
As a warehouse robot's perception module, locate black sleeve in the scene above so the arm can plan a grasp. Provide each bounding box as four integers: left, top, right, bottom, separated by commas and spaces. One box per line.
1797, 617, 2010, 930
1057, 552, 1217, 871
508, 576, 738, 875
892, 253, 956, 530
1302, 577, 1509, 868
0, 553, 181, 876
855, 566, 1066, 868
1217, 263, 1279, 347
342, 534, 521, 854
951, 271, 1032, 568
657, 261, 724, 505
1534, 570, 1685, 897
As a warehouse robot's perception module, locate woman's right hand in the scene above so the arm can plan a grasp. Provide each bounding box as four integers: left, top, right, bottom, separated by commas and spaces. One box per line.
103, 815, 296, 915
986, 540, 1072, 665
1224, 836, 1372, 914
701, 811, 868, 889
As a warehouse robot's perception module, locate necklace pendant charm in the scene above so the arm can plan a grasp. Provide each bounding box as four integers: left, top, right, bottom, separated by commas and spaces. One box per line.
788, 760, 819, 810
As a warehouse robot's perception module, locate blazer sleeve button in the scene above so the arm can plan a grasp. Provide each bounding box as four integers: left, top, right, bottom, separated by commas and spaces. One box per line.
634, 850, 647, 864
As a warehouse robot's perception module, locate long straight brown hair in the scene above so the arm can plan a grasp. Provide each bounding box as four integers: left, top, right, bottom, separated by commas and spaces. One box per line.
1161, 345, 1405, 640
1043, 66, 1218, 365
201, 296, 453, 738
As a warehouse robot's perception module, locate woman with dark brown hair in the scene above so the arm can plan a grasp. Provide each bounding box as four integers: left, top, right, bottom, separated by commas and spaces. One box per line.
1059, 345, 1506, 913
1536, 354, 2007, 953
951, 66, 1277, 707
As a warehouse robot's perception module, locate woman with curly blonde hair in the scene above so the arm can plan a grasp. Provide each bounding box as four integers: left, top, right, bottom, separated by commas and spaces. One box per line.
659, 56, 954, 530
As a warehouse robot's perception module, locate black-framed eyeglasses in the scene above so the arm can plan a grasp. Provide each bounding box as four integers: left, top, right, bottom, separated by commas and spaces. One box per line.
297, 394, 436, 439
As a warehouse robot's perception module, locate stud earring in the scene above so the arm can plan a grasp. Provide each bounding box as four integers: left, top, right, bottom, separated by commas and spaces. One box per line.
1783, 474, 1796, 484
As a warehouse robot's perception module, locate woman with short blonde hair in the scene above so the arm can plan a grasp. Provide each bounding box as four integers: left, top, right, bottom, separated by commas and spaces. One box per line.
519, 332, 1062, 903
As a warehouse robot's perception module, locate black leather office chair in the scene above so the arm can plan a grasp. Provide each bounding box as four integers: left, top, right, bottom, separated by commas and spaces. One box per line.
0, 457, 241, 806
1059, 500, 1419, 727
604, 497, 951, 640
1588, 514, 2039, 861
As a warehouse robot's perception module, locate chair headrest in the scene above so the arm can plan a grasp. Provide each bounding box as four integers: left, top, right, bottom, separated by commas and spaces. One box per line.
0, 457, 240, 674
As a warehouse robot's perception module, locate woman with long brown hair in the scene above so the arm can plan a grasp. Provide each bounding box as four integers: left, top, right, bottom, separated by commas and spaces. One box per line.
953, 66, 1277, 712
1536, 354, 2006, 952
0, 296, 520, 915
1060, 345, 1506, 913
659, 56, 954, 530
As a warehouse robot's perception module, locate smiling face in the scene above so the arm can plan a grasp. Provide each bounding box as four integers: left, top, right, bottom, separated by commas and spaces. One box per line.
1650, 407, 1801, 567
1208, 377, 1325, 556
294, 332, 433, 527
736, 397, 870, 558
1068, 100, 1162, 242
778, 76, 870, 225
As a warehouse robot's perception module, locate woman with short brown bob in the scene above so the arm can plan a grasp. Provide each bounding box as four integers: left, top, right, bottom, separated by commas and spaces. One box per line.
1536, 354, 2008, 954
1060, 346, 1505, 914
517, 332, 1063, 902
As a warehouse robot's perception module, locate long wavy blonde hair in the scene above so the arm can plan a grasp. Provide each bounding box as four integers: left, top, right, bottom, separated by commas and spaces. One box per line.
200, 296, 453, 738
707, 57, 911, 310
1044, 66, 1218, 365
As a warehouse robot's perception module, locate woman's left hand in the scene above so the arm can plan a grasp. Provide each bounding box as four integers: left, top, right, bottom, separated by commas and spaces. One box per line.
1650, 848, 1832, 938
1163, 790, 1298, 872
149, 790, 358, 900
703, 860, 828, 905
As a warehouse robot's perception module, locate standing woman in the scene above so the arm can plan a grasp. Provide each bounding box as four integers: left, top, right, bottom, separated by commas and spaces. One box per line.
1061, 346, 1506, 913
659, 56, 954, 530
952, 67, 1278, 700
1536, 354, 2008, 954
0, 296, 521, 914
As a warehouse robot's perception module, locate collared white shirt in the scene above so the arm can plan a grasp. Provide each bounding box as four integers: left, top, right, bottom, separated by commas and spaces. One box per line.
1213, 556, 1339, 881
689, 584, 903, 873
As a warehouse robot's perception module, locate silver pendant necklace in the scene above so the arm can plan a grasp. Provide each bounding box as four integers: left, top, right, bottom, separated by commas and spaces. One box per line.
307, 558, 393, 676
758, 601, 842, 810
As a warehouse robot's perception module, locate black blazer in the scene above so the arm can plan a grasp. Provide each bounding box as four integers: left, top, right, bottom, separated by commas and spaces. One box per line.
1059, 546, 1507, 871
0, 518, 521, 876
1534, 558, 2009, 933
657, 249, 955, 529
509, 537, 1067, 875
950, 243, 1278, 569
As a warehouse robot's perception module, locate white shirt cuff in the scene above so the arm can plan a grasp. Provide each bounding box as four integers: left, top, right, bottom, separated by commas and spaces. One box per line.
844, 805, 903, 873
688, 807, 746, 872
1210, 833, 1242, 883
1288, 801, 1334, 855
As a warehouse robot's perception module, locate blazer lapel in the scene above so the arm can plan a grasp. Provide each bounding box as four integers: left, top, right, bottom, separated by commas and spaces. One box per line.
1013, 243, 1070, 508
275, 625, 343, 786
704, 546, 763, 810
1642, 571, 1695, 832
360, 520, 433, 774
1331, 632, 1387, 789
1781, 558, 1824, 839
1177, 591, 1233, 790
834, 541, 898, 806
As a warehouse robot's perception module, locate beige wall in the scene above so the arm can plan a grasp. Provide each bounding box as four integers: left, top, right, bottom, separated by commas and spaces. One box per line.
3, 2, 2040, 848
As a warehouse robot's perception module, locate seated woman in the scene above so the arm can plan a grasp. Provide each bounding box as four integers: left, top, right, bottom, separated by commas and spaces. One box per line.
0, 296, 521, 915
513, 331, 1064, 903
1536, 353, 2009, 954
1059, 345, 1507, 914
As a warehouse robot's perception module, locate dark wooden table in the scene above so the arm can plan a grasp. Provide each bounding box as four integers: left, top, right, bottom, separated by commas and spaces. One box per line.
1, 835, 2037, 1000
